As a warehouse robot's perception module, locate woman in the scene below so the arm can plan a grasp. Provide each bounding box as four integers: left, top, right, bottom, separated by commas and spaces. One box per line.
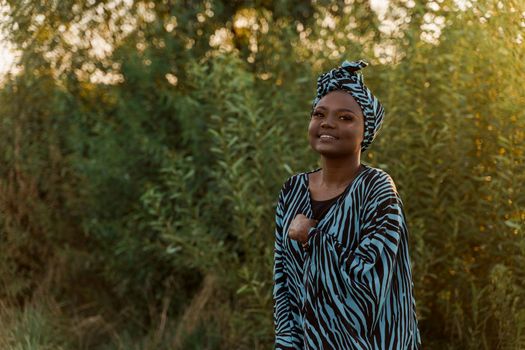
272, 60, 421, 349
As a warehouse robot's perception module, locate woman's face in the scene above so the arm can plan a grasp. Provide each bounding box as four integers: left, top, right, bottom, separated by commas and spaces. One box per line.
308, 90, 365, 158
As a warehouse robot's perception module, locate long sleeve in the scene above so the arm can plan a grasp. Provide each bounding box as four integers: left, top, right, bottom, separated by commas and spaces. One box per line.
273, 183, 296, 349
305, 183, 405, 336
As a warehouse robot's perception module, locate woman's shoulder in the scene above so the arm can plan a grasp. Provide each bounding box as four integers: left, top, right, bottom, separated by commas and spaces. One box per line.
360, 165, 403, 206
278, 171, 307, 195
361, 164, 398, 189
274, 172, 305, 208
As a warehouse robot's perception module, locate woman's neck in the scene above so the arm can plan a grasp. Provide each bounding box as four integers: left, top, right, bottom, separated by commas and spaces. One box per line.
318, 156, 362, 190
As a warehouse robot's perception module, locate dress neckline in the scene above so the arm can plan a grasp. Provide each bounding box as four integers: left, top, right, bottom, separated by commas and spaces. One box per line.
310, 190, 345, 203
304, 164, 371, 225
306, 164, 368, 199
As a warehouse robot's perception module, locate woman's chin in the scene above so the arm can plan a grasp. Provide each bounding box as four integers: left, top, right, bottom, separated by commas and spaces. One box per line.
312, 146, 344, 158
310, 143, 360, 159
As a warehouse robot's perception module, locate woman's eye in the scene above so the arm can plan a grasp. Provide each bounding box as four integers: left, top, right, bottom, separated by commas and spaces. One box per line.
340, 115, 353, 120
312, 112, 324, 118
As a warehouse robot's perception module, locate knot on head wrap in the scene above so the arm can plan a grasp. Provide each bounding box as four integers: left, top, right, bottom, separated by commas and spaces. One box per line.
311, 59, 385, 153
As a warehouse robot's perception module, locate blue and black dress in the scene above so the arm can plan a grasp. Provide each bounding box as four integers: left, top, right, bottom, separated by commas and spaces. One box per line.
273, 164, 421, 349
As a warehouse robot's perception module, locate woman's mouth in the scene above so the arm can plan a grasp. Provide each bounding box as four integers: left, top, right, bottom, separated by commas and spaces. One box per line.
319, 134, 338, 141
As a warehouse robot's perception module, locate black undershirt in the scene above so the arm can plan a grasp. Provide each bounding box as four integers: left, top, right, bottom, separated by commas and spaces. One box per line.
310, 191, 345, 221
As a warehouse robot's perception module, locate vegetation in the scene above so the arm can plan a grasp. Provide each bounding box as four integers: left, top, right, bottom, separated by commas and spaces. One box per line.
0, 0, 524, 349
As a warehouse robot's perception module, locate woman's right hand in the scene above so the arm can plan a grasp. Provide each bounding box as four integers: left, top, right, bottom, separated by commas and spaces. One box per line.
288, 214, 318, 246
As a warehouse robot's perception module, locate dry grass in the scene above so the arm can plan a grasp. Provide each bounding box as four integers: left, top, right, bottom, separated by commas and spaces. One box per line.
172, 274, 216, 349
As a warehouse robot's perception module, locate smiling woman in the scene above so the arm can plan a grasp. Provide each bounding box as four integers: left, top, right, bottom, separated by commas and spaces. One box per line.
272, 60, 421, 350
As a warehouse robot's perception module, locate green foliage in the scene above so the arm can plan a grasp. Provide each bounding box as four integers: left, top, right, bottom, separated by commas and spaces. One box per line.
0, 300, 73, 350
0, 0, 524, 348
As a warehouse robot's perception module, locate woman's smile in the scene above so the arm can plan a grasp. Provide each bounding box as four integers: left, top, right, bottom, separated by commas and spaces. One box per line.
319, 134, 338, 141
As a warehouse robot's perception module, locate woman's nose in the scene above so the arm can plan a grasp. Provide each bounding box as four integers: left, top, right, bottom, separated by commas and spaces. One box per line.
320, 116, 335, 128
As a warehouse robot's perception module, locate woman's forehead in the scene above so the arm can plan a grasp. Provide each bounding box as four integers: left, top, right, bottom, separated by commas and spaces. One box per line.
314, 91, 363, 115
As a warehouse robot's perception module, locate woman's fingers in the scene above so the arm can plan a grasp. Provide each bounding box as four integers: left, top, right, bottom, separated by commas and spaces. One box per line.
288, 214, 318, 244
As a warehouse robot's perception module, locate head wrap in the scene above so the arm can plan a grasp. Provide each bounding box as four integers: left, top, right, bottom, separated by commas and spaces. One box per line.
312, 59, 385, 153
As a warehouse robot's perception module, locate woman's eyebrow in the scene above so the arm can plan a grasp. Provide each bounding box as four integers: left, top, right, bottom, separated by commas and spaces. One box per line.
336, 108, 358, 115
314, 106, 359, 115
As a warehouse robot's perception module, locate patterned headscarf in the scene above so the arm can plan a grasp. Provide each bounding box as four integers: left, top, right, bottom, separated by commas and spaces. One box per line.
312, 59, 385, 153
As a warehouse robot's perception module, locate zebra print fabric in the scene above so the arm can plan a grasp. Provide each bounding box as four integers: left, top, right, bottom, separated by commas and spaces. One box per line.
273, 164, 421, 349
312, 60, 385, 153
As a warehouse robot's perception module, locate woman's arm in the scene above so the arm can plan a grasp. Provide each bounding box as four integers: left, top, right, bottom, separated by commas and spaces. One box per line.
273, 181, 296, 349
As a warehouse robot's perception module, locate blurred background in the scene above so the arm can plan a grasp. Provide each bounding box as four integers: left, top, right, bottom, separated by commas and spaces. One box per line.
0, 0, 524, 349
